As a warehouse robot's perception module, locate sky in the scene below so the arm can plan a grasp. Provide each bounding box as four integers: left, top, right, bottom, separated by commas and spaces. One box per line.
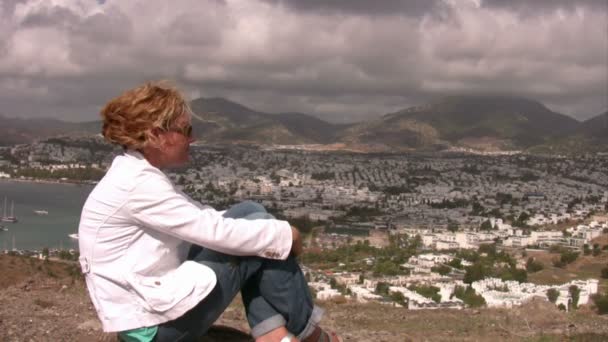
0, 0, 606, 123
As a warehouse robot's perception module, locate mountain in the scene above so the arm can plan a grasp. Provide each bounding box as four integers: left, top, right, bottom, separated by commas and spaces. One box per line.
339, 96, 580, 151
0, 115, 100, 146
1, 96, 598, 153
580, 111, 608, 139
189, 97, 341, 144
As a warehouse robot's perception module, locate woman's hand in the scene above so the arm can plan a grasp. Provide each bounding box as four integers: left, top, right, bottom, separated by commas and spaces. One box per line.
290, 226, 303, 257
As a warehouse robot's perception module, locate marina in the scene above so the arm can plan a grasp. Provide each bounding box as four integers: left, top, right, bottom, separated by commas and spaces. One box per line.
2, 197, 18, 223
0, 180, 92, 251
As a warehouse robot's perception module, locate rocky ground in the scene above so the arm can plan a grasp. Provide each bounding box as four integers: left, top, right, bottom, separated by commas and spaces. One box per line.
1, 254, 608, 342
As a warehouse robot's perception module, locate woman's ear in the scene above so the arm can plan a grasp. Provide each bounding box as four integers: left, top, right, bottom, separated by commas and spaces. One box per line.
146, 128, 164, 149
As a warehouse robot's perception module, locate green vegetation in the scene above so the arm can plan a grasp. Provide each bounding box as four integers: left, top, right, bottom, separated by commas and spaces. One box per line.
546, 288, 559, 303
375, 282, 390, 296
553, 251, 579, 268
311, 171, 334, 181
569, 285, 580, 310
592, 292, 608, 314
452, 285, 486, 308
408, 284, 441, 303
431, 264, 451, 276
430, 198, 470, 209
390, 291, 407, 307
526, 257, 544, 273
479, 219, 493, 231
302, 234, 420, 275
601, 266, 608, 279
462, 245, 527, 284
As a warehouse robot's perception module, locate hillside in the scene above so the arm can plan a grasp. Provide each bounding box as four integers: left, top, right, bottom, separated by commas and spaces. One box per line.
339, 96, 580, 151
530, 111, 608, 154
2, 254, 608, 341
0, 115, 99, 146
189, 98, 340, 144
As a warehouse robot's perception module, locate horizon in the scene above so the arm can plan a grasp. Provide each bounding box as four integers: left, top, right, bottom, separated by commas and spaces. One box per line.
2, 94, 607, 125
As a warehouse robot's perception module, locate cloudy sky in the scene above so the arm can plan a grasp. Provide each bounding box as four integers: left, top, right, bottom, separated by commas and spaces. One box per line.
0, 0, 606, 122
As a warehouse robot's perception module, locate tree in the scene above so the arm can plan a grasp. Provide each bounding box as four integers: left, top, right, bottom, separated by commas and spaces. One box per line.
452, 286, 486, 308
373, 260, 400, 276
448, 258, 463, 269
375, 282, 390, 296
478, 243, 497, 255
601, 266, 608, 279
480, 220, 493, 231
409, 285, 441, 303
583, 244, 591, 256
447, 221, 459, 233
41, 247, 49, 259
514, 211, 530, 227
526, 257, 544, 273
464, 263, 488, 284
569, 285, 580, 310
390, 291, 407, 307
547, 288, 559, 303
592, 293, 608, 314
431, 264, 451, 276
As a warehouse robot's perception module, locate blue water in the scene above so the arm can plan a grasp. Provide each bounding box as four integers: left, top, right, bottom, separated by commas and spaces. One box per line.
0, 180, 93, 251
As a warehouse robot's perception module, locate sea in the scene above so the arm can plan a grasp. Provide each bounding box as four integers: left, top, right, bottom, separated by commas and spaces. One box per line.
0, 180, 94, 251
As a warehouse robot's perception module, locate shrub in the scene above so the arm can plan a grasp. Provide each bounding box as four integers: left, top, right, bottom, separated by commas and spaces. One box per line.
452, 285, 486, 308
526, 257, 544, 273
409, 284, 441, 303
601, 266, 608, 279
431, 264, 451, 276
569, 285, 581, 310
592, 293, 608, 314
546, 288, 559, 303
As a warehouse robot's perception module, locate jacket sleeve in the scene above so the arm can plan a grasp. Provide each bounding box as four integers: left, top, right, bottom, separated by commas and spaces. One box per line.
125, 172, 292, 260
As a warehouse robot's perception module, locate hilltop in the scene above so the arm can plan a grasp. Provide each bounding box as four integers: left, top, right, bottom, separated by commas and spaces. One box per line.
2, 254, 608, 342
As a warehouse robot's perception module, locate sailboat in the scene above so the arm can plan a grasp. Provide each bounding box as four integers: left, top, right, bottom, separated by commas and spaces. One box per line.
2, 197, 18, 223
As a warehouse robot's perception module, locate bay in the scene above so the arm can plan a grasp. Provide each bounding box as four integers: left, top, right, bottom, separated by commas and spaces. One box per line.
0, 180, 93, 251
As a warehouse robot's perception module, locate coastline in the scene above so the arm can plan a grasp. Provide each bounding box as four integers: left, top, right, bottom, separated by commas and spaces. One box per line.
0, 177, 96, 187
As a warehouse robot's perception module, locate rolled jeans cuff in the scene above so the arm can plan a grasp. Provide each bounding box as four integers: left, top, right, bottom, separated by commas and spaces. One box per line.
250, 314, 286, 338
250, 305, 325, 339
297, 306, 325, 340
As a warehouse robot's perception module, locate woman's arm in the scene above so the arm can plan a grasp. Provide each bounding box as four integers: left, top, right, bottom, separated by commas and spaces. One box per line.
126, 172, 293, 260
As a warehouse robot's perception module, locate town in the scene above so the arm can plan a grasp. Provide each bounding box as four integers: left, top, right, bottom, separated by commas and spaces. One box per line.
1, 137, 607, 313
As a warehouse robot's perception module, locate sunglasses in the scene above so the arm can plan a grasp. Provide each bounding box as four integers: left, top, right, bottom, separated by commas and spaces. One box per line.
167, 124, 193, 138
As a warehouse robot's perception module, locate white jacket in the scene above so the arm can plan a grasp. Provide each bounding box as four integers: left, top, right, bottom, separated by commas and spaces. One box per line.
78, 151, 292, 332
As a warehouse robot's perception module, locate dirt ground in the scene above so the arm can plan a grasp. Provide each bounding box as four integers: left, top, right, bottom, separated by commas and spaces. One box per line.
1, 254, 608, 342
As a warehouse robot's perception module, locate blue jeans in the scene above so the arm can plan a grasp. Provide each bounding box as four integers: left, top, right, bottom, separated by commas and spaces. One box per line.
154, 201, 323, 342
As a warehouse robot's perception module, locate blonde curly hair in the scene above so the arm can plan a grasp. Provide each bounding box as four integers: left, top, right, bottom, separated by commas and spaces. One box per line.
100, 81, 192, 149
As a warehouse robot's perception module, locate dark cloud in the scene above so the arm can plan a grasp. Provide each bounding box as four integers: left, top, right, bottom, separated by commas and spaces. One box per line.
481, 0, 608, 13
261, 0, 443, 16
0, 0, 605, 123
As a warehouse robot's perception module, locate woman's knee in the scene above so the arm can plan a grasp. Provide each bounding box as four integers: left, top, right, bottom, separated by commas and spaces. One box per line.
224, 201, 267, 219
239, 201, 266, 213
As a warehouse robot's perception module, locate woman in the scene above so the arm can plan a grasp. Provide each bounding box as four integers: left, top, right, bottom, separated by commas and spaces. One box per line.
78, 82, 341, 342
